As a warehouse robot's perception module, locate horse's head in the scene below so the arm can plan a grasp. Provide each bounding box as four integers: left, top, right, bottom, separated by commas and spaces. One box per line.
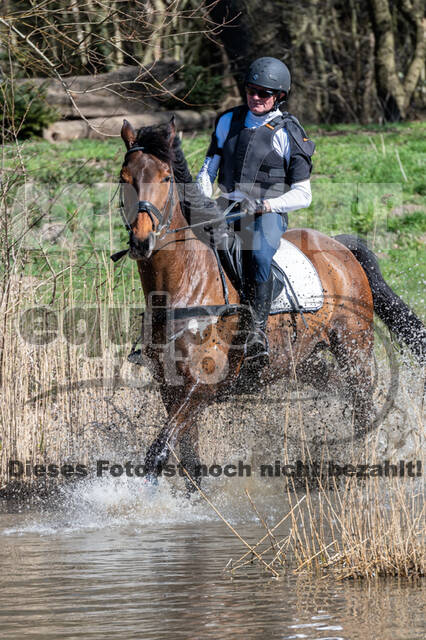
120, 118, 176, 259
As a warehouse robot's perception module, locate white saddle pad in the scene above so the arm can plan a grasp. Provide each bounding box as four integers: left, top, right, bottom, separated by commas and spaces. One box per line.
270, 238, 324, 314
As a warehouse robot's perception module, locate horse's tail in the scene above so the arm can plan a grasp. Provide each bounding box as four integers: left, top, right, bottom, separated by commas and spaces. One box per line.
334, 234, 426, 365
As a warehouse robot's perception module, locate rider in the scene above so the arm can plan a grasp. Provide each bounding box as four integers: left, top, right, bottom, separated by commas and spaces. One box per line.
196, 57, 315, 368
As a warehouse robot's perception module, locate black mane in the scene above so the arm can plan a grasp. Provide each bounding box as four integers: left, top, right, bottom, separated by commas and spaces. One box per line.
135, 124, 193, 184
135, 125, 172, 164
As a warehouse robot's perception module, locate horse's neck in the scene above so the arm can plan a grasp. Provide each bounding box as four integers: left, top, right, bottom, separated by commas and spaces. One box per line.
139, 202, 221, 308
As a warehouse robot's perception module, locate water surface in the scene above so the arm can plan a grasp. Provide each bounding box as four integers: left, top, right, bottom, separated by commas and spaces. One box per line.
0, 479, 424, 640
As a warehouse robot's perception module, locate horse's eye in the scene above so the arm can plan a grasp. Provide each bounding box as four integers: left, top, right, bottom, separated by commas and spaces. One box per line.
162, 176, 171, 183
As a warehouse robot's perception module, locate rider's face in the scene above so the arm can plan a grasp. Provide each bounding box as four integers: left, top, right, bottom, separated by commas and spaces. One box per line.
246, 84, 279, 115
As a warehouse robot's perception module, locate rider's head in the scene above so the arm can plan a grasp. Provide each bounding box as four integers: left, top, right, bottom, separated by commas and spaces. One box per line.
244, 57, 291, 116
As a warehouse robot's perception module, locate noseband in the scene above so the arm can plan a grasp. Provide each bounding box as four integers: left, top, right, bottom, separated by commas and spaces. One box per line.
120, 145, 175, 237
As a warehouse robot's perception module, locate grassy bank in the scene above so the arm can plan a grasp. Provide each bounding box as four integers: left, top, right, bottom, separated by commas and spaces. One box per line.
1, 121, 425, 314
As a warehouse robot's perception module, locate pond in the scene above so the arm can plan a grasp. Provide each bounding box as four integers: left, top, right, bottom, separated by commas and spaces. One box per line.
0, 478, 424, 640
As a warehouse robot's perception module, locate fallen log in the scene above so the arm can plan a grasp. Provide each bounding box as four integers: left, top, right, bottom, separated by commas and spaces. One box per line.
27, 61, 184, 119
43, 110, 216, 142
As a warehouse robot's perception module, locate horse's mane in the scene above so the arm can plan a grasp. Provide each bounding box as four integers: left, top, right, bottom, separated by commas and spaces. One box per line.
135, 125, 193, 184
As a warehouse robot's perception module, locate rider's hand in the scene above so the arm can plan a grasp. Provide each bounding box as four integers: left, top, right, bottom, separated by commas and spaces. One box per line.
240, 198, 271, 215
240, 198, 257, 215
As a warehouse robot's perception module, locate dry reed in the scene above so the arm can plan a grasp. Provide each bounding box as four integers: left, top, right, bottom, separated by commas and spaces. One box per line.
0, 153, 146, 494
226, 445, 425, 580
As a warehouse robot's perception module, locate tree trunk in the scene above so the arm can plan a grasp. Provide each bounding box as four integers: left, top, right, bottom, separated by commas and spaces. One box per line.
370, 0, 424, 121
70, 1, 88, 67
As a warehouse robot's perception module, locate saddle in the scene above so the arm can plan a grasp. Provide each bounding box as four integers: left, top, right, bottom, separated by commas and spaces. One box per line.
219, 233, 323, 315
127, 229, 323, 368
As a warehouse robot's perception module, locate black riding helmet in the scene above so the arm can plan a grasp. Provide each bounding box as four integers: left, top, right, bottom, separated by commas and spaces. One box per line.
245, 57, 291, 99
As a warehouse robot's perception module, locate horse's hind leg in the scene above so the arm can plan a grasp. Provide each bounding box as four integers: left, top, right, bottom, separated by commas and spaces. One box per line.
297, 342, 333, 390
329, 321, 376, 438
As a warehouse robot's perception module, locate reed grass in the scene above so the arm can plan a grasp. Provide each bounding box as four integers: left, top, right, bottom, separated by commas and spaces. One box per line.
226, 437, 425, 580
0, 144, 145, 493
0, 262, 144, 494
222, 370, 425, 580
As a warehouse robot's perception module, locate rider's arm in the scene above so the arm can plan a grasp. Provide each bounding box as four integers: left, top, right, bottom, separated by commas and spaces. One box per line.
197, 156, 221, 197
196, 112, 233, 197
266, 179, 312, 213
264, 127, 312, 214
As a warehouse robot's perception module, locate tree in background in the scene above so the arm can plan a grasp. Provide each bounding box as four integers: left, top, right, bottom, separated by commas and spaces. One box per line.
210, 0, 425, 123
0, 0, 229, 126
0, 0, 424, 123
370, 0, 424, 121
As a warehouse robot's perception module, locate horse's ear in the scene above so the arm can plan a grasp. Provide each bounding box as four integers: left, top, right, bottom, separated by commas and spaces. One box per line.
121, 119, 136, 150
167, 115, 176, 147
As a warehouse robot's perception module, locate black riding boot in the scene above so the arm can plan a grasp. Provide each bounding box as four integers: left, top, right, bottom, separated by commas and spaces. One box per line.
244, 272, 274, 368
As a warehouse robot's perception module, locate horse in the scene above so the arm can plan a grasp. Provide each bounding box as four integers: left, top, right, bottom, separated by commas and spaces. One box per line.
117, 117, 425, 488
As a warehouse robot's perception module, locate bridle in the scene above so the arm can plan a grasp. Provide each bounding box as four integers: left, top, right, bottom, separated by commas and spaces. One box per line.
120, 145, 175, 240
113, 139, 243, 310
112, 143, 238, 263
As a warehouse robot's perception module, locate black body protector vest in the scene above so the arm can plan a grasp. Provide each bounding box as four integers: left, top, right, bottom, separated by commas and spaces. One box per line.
208, 106, 315, 200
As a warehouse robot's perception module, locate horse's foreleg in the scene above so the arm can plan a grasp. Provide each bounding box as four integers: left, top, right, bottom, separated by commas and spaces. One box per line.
179, 424, 202, 494
144, 383, 209, 485
143, 426, 171, 481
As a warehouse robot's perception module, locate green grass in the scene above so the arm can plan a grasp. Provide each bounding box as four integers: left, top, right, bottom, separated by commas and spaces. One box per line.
1, 122, 425, 315
306, 121, 425, 313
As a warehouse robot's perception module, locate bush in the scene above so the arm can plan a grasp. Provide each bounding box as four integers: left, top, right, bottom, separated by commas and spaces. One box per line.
0, 80, 59, 140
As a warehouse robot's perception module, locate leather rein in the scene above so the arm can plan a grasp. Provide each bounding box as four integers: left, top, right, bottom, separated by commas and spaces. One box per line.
113, 143, 244, 358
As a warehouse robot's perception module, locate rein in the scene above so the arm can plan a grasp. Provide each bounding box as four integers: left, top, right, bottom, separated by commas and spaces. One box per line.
112, 139, 256, 347
112, 143, 243, 308
115, 141, 249, 259
165, 200, 241, 235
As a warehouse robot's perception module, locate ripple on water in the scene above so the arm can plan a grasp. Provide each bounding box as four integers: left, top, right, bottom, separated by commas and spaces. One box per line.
0, 489, 425, 640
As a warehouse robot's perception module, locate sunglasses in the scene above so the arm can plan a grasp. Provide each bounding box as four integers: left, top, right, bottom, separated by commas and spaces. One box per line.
246, 85, 277, 99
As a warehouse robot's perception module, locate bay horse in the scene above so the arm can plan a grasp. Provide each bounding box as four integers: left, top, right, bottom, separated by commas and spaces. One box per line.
117, 118, 425, 487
